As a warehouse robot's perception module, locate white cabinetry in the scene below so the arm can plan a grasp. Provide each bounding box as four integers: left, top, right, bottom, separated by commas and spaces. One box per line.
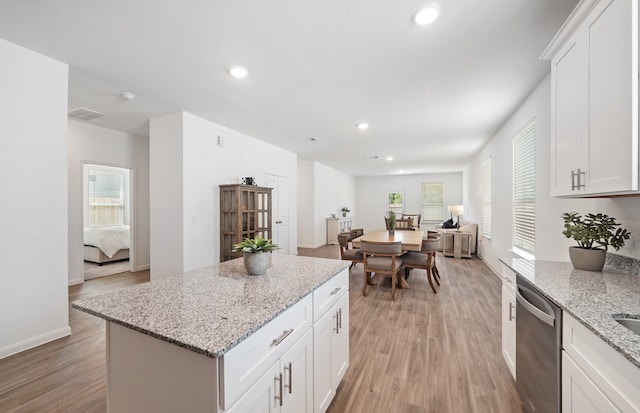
543, 0, 638, 196
313, 269, 349, 413
562, 313, 640, 412
327, 218, 354, 245
227, 329, 313, 413
500, 264, 516, 379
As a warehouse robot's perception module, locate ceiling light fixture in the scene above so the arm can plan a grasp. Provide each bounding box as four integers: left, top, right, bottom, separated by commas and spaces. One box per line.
357, 122, 369, 130
386, 156, 394, 161
229, 66, 248, 79
120, 91, 136, 101
414, 4, 441, 25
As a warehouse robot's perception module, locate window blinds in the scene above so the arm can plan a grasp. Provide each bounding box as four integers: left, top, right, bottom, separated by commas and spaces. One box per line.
482, 159, 492, 238
512, 121, 536, 255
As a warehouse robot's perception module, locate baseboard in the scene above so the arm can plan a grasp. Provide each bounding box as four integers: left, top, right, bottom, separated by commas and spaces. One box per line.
134, 264, 150, 272
0, 326, 71, 360
68, 277, 83, 286
297, 243, 327, 249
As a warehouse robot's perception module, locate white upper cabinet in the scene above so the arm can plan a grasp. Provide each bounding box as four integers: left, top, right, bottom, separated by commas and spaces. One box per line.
543, 0, 638, 197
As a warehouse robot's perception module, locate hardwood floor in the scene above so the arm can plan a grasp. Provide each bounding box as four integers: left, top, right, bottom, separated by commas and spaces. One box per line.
0, 248, 522, 412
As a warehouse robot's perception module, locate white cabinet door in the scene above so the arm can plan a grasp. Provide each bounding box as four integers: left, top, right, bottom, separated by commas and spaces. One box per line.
562, 351, 619, 413
313, 290, 349, 413
501, 284, 516, 379
226, 362, 282, 413
313, 306, 335, 413
551, 29, 587, 196
585, 0, 637, 194
331, 293, 349, 385
281, 329, 313, 413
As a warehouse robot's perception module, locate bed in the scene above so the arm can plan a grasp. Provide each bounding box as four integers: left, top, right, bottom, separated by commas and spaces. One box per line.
84, 225, 130, 265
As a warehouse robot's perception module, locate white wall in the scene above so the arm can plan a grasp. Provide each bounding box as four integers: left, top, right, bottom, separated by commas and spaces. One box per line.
356, 173, 463, 233
0, 39, 71, 359
68, 120, 150, 284
297, 159, 316, 247
150, 111, 298, 279
465, 74, 640, 275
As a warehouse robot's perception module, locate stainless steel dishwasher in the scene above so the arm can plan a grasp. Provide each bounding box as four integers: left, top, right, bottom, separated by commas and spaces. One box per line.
516, 274, 562, 413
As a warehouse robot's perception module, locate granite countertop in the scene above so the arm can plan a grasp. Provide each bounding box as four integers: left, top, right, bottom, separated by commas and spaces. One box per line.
501, 257, 640, 368
72, 255, 349, 358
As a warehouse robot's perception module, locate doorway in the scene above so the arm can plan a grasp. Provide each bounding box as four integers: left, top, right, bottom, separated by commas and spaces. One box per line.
266, 174, 289, 255
82, 163, 133, 280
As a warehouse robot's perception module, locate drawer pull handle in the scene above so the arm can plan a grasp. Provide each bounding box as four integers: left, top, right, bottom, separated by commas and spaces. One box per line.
330, 287, 342, 296
272, 329, 294, 346
284, 362, 292, 394
275, 373, 283, 406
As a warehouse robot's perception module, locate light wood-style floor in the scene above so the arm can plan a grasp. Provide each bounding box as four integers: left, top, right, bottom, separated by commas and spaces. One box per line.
0, 247, 522, 413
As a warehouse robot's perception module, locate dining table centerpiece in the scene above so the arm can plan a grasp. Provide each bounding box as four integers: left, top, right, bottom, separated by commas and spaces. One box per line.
232, 236, 279, 275
561, 212, 630, 272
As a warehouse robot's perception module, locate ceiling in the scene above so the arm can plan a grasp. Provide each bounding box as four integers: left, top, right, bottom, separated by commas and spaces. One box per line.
0, 0, 578, 176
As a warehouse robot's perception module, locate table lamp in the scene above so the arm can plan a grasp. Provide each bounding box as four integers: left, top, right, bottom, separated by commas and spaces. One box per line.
451, 205, 464, 230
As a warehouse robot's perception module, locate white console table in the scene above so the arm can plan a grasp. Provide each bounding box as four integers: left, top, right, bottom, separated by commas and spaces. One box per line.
327, 217, 354, 245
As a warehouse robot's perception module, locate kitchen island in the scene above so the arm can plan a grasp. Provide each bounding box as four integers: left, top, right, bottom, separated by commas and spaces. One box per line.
73, 255, 350, 413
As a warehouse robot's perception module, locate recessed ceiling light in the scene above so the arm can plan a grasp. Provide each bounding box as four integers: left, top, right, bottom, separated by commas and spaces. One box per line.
309, 137, 317, 142
120, 91, 136, 101
229, 66, 248, 79
386, 156, 394, 161
414, 4, 440, 25
398, 170, 405, 174
357, 122, 369, 130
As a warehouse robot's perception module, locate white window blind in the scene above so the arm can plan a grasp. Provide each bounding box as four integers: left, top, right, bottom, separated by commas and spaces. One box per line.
512, 121, 536, 255
482, 159, 492, 238
421, 182, 445, 221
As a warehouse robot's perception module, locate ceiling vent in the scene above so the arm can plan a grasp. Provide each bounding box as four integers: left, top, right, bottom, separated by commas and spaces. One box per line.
363, 155, 380, 160
68, 107, 107, 121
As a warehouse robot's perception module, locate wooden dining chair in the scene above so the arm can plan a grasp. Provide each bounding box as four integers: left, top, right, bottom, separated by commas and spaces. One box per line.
360, 240, 404, 300
402, 236, 441, 293
337, 233, 363, 269
350, 228, 364, 244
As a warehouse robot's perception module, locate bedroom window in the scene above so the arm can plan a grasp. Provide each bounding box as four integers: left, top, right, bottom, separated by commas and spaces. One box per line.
87, 167, 127, 228
513, 120, 536, 256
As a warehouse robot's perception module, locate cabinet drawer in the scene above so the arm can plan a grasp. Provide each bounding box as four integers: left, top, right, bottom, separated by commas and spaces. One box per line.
222, 294, 312, 409
563, 313, 640, 412
313, 269, 348, 323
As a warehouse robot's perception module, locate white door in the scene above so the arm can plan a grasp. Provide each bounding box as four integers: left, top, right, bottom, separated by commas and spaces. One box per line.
266, 174, 289, 254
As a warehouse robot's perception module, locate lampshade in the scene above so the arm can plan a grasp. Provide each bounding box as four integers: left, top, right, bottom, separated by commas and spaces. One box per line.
450, 205, 464, 216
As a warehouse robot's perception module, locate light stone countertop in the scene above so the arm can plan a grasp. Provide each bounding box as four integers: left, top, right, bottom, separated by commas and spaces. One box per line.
72, 255, 349, 358
501, 257, 640, 368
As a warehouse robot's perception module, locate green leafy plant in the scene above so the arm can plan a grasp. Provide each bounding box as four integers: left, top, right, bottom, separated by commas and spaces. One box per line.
387, 210, 396, 230
340, 206, 351, 213
232, 236, 279, 253
561, 212, 630, 251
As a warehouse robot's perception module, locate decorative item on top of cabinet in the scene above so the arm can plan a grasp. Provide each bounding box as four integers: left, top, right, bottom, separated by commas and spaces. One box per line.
220, 184, 272, 262
542, 0, 639, 197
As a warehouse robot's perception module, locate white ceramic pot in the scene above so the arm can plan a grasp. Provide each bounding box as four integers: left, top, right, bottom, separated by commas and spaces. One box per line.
243, 252, 271, 275
568, 247, 606, 272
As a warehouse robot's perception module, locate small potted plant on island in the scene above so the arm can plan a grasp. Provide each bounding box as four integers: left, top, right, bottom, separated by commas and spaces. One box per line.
341, 206, 350, 217
561, 212, 630, 272
232, 236, 279, 275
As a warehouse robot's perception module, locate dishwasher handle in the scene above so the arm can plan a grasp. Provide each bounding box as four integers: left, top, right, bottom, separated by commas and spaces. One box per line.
516, 286, 555, 328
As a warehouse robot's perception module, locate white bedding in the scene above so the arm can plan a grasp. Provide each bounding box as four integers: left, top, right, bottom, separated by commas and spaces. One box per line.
84, 225, 130, 258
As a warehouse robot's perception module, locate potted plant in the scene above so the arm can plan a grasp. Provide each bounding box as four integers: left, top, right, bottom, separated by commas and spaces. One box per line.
340, 206, 350, 217
386, 211, 397, 234
232, 236, 279, 275
561, 212, 630, 272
